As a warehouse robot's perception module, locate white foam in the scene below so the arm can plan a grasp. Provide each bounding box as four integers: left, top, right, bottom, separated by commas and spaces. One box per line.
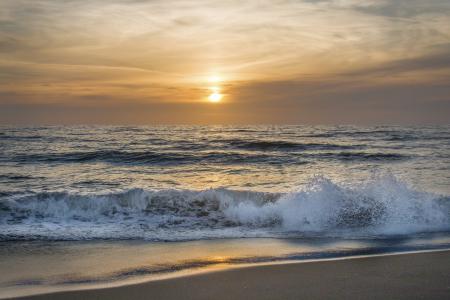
224, 175, 449, 235
1, 175, 449, 241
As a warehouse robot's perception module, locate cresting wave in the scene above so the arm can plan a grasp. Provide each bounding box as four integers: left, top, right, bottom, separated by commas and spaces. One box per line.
1, 175, 449, 241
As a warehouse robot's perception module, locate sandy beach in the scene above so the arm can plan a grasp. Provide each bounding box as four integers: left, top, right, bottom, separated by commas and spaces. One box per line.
13, 250, 450, 300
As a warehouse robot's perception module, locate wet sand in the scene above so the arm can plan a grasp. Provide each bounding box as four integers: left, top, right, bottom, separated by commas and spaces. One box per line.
14, 251, 450, 300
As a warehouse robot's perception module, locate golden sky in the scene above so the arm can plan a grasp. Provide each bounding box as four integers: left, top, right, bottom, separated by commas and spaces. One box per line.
0, 0, 449, 124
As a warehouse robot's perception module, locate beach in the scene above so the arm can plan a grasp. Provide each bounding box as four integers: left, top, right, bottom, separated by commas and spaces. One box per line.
2, 0, 450, 297
13, 250, 450, 300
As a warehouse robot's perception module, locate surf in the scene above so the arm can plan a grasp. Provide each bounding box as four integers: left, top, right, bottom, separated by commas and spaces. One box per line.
1, 174, 449, 241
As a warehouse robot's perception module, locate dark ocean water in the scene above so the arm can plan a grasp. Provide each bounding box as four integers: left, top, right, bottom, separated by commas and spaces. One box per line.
1, 125, 450, 241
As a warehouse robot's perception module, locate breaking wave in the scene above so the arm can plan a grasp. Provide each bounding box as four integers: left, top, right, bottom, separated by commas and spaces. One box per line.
1, 175, 449, 241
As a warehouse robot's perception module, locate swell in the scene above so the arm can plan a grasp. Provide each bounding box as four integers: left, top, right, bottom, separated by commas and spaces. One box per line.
302, 130, 450, 141
313, 152, 409, 161
219, 139, 363, 151
7, 150, 410, 165
1, 175, 449, 241
10, 150, 302, 165
0, 174, 36, 180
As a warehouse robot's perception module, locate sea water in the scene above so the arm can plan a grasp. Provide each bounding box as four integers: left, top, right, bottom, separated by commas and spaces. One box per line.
1, 125, 449, 297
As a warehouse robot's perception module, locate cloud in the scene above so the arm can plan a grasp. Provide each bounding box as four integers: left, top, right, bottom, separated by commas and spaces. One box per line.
352, 0, 450, 18
0, 0, 449, 123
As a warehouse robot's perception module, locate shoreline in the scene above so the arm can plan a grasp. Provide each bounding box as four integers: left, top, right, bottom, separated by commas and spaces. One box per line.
10, 249, 450, 300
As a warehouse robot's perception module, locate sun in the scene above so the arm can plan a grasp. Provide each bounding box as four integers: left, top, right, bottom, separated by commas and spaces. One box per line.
208, 92, 223, 103
206, 74, 224, 103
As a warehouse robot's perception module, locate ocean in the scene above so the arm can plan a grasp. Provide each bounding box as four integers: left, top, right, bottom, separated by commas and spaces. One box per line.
1, 125, 450, 297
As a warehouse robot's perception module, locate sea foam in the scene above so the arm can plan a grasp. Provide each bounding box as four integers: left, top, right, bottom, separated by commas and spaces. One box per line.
1, 175, 449, 241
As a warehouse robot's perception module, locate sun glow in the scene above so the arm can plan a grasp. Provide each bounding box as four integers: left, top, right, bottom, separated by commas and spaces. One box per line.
206, 75, 224, 103
208, 75, 221, 83
208, 92, 223, 103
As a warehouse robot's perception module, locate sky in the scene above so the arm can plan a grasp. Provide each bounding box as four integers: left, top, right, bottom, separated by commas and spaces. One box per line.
0, 0, 449, 124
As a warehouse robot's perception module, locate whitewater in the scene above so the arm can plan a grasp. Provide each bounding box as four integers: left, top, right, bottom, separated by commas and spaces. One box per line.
1, 174, 449, 241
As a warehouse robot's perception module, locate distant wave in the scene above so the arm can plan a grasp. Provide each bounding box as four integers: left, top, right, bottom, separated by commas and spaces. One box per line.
1, 175, 448, 241
0, 134, 44, 140
314, 152, 410, 161
222, 139, 362, 151
7, 149, 410, 165
0, 174, 36, 181
13, 150, 191, 164
10, 150, 304, 165
303, 130, 449, 141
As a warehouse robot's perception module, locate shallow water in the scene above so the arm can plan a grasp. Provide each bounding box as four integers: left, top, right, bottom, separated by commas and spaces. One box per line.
1, 236, 450, 298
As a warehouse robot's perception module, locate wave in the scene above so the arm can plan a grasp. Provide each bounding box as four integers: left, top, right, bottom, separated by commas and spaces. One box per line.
1, 175, 449, 241
0, 134, 44, 140
222, 139, 362, 151
13, 150, 191, 164
314, 152, 410, 161
302, 130, 445, 141
10, 150, 304, 165
7, 149, 411, 166
0, 174, 36, 180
